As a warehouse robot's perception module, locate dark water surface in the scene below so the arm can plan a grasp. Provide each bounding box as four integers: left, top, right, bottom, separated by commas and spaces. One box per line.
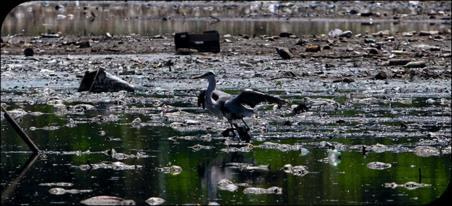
1, 109, 450, 205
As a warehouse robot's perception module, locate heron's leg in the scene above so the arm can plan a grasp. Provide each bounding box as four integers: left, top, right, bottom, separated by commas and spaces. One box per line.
241, 118, 250, 130
227, 119, 239, 140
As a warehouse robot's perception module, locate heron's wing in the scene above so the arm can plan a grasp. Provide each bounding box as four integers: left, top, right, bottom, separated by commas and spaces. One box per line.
197, 89, 230, 109
231, 89, 287, 108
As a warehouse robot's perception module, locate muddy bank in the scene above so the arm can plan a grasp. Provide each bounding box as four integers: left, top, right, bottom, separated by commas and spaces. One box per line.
1, 28, 450, 68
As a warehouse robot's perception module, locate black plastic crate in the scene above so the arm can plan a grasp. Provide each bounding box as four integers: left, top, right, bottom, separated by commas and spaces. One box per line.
174, 30, 220, 53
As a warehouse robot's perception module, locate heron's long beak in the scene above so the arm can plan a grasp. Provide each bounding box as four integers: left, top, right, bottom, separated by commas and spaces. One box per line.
192, 74, 204, 79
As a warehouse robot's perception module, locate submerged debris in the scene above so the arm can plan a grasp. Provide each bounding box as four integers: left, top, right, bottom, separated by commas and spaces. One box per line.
217, 179, 239, 192
80, 196, 135, 206
49, 187, 92, 195
282, 164, 309, 176
145, 197, 165, 205
243, 186, 282, 195
367, 162, 392, 170
384, 181, 431, 190
157, 165, 182, 175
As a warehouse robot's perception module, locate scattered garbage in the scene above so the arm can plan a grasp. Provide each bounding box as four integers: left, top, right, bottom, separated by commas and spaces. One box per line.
276, 47, 293, 59
78, 68, 135, 92
175, 31, 220, 53
23, 48, 34, 56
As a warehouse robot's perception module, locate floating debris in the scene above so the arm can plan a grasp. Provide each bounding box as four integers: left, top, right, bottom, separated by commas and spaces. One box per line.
168, 134, 212, 142
282, 164, 309, 176
217, 179, 238, 192
77, 161, 142, 171
257, 142, 298, 152
384, 181, 431, 190
39, 182, 74, 187
415, 146, 440, 157
367, 162, 392, 170
221, 144, 253, 153
157, 165, 182, 175
109, 149, 147, 160
226, 162, 269, 172
145, 197, 165, 205
80, 196, 135, 206
78, 68, 135, 92
49, 187, 92, 195
131, 117, 142, 128
189, 144, 214, 151
243, 186, 282, 195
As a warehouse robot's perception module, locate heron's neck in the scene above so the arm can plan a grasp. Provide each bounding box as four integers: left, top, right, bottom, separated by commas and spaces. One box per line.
206, 76, 216, 104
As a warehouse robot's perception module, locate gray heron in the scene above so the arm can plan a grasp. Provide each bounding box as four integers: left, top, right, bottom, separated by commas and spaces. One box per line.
193, 71, 287, 141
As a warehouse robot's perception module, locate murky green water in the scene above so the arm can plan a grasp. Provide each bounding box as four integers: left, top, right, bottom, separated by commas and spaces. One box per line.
1, 93, 450, 205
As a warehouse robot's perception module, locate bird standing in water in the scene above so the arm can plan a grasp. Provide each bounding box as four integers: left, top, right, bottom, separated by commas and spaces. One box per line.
193, 71, 287, 142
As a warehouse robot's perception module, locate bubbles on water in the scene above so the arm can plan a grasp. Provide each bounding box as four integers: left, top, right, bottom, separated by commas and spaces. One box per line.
145, 197, 165, 205
367, 162, 392, 170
